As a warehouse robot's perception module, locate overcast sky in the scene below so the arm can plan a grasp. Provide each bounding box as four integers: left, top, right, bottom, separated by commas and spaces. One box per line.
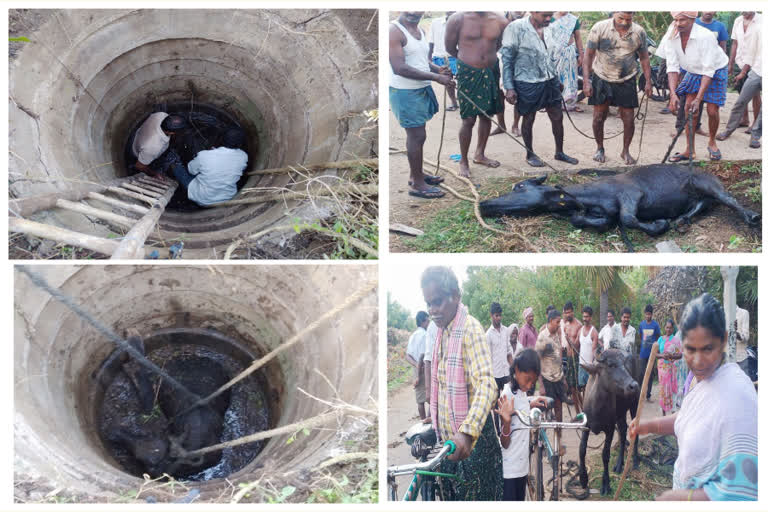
388, 264, 468, 317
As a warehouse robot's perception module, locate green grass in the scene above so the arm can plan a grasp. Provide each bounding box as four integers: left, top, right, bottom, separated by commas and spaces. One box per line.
387, 350, 411, 392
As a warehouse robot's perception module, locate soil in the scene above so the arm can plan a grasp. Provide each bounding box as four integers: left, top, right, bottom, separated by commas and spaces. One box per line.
389, 89, 762, 253
387, 377, 668, 501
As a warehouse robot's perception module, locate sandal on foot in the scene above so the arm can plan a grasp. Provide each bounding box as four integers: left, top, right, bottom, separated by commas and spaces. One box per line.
660, 107, 672, 114
408, 186, 445, 199
707, 147, 722, 161
669, 152, 691, 163
526, 155, 545, 167
446, 105, 458, 112
409, 175, 444, 186
554, 152, 578, 165
749, 136, 761, 149
715, 131, 730, 141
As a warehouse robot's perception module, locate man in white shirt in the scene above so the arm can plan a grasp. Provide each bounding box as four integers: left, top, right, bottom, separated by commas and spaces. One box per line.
428, 12, 459, 111
486, 302, 513, 393
170, 129, 248, 206
717, 22, 762, 147
598, 309, 620, 351
131, 113, 188, 178
728, 12, 762, 130
405, 311, 430, 419
665, 12, 729, 163
618, 307, 637, 355
423, 319, 438, 403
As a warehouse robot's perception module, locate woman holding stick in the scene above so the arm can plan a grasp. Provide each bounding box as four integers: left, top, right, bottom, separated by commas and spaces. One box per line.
629, 294, 757, 501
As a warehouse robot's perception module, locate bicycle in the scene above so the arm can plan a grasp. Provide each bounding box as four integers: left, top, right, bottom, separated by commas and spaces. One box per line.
507, 397, 588, 501
386, 421, 458, 501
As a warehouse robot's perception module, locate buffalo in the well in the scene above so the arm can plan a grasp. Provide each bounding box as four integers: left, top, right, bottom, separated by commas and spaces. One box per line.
579, 349, 643, 496
478, 164, 760, 251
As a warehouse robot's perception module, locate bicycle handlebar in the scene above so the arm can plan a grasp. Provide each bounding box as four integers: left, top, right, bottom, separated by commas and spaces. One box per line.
515, 409, 588, 430
387, 440, 456, 477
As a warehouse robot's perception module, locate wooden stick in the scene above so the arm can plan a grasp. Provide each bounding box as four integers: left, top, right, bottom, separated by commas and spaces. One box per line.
209, 184, 377, 207
107, 186, 157, 205
122, 183, 163, 199
614, 342, 659, 500
9, 218, 119, 256
55, 198, 136, 228
111, 182, 178, 259
246, 158, 378, 176
8, 177, 129, 217
87, 192, 149, 215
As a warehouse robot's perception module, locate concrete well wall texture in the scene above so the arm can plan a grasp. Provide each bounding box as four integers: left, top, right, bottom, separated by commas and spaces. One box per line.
14, 265, 378, 496
9, 9, 378, 255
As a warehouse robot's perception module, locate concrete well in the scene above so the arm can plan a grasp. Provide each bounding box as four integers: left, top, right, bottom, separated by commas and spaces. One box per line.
14, 265, 378, 497
9, 9, 378, 257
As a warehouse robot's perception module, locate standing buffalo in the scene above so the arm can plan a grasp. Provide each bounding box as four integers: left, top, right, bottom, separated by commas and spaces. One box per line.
479, 164, 760, 251
579, 349, 643, 495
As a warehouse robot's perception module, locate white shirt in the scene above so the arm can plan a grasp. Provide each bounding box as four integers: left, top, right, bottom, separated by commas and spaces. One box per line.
735, 307, 750, 362
598, 322, 620, 350
424, 320, 438, 363
429, 17, 449, 58
406, 326, 427, 361
732, 14, 762, 69
500, 382, 530, 478
665, 23, 729, 77
390, 21, 432, 89
186, 147, 248, 206
132, 112, 170, 165
743, 25, 762, 76
579, 325, 595, 365
618, 324, 636, 355
486, 324, 512, 378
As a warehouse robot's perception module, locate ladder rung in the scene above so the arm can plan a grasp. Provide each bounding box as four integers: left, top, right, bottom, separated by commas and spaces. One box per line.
9, 218, 120, 256
87, 192, 149, 215
132, 179, 168, 194
55, 199, 136, 228
141, 175, 171, 187
111, 181, 178, 259
122, 183, 163, 198
107, 186, 157, 205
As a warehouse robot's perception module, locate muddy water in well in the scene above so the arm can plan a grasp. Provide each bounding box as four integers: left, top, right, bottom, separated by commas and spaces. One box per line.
97, 336, 269, 481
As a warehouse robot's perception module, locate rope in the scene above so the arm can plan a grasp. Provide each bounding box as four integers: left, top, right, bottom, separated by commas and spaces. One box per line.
433, 86, 448, 178
635, 93, 650, 164
178, 278, 378, 416
16, 266, 200, 402
561, 92, 649, 141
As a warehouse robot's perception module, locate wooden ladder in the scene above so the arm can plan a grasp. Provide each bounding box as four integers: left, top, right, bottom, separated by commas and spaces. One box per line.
9, 175, 178, 259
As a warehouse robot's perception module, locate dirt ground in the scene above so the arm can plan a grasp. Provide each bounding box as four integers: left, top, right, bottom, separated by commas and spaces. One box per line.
389, 88, 762, 253
387, 377, 668, 501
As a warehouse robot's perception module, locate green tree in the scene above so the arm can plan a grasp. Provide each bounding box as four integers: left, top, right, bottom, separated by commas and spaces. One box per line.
387, 293, 416, 331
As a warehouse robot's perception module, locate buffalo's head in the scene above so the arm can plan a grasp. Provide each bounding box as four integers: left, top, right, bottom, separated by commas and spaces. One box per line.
581, 349, 639, 398
478, 176, 581, 218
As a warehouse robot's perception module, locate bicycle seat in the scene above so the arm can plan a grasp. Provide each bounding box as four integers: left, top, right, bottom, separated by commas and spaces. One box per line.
405, 422, 437, 447
529, 396, 555, 410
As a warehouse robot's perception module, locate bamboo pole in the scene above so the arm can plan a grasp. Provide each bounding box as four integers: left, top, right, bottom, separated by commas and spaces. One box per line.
87, 192, 149, 215
132, 179, 168, 195
110, 181, 178, 259
246, 158, 378, 176
55, 199, 136, 228
107, 186, 157, 205
209, 184, 378, 207
614, 342, 659, 500
122, 183, 163, 199
9, 218, 120, 256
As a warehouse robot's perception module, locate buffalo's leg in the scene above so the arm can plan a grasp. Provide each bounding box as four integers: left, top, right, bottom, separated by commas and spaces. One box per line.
618, 198, 671, 236
672, 199, 713, 227
691, 173, 761, 226
570, 213, 615, 233
614, 415, 631, 473
579, 429, 590, 488
601, 428, 615, 496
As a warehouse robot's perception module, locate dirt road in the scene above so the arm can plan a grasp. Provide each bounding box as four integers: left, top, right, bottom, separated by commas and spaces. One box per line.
389, 89, 761, 253
386, 376, 667, 501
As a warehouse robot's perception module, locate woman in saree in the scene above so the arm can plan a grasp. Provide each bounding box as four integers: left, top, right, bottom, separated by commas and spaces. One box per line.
545, 12, 584, 111
629, 294, 757, 501
656, 319, 682, 416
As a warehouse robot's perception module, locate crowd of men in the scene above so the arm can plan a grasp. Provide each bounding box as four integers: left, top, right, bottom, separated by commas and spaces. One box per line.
390, 11, 762, 199
403, 266, 754, 501
130, 111, 248, 206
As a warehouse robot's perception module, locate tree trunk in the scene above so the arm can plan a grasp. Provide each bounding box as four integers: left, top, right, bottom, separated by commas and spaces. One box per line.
721, 266, 739, 363
600, 290, 609, 327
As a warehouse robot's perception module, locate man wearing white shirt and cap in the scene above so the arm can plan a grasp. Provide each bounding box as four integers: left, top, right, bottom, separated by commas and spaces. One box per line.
663, 11, 729, 162
405, 311, 430, 419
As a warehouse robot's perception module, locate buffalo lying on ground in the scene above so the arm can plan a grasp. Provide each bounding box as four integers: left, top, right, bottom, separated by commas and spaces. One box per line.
478, 164, 760, 251
579, 349, 643, 496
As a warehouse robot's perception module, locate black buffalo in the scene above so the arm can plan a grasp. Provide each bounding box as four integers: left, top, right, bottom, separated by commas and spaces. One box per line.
479, 164, 760, 251
579, 349, 643, 496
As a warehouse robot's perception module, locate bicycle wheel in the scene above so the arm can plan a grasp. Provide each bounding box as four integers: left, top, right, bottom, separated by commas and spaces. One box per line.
535, 442, 545, 501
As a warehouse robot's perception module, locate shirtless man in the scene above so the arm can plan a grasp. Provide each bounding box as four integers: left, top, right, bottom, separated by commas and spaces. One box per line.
561, 301, 583, 413
445, 12, 509, 178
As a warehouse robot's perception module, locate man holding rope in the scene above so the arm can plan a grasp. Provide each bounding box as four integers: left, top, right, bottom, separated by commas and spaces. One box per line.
390, 11, 455, 199
445, 12, 509, 178
583, 12, 652, 165
501, 12, 579, 168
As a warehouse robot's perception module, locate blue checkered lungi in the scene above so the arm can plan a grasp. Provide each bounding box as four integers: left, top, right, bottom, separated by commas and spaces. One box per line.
676, 67, 728, 106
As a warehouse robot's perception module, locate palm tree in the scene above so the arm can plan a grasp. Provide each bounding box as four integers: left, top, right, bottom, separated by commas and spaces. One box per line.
579, 267, 632, 326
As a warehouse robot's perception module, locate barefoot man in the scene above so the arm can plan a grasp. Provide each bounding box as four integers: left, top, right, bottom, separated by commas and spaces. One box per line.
583, 12, 652, 164
445, 12, 509, 178
501, 12, 579, 168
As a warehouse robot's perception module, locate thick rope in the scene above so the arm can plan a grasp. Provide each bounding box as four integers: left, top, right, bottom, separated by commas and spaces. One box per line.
433, 86, 449, 178
16, 266, 200, 402
561, 92, 649, 141
178, 278, 378, 415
